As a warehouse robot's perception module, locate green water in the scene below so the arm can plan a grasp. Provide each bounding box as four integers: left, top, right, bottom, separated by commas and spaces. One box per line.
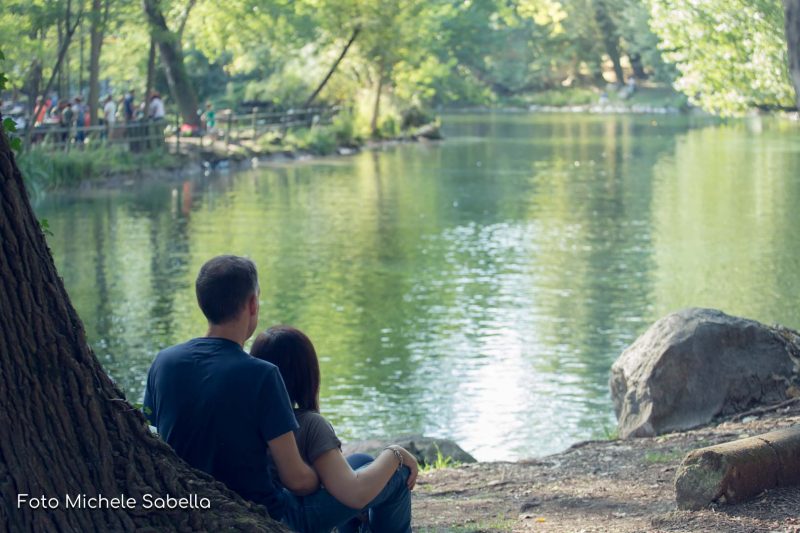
36, 113, 800, 461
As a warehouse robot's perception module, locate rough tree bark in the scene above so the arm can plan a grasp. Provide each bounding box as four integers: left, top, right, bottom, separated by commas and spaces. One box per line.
593, 0, 625, 84
785, 0, 800, 110
0, 127, 285, 530
88, 0, 110, 126
305, 25, 361, 107
141, 0, 200, 127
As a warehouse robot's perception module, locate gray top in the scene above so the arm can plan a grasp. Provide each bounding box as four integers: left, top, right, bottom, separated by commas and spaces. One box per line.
294, 409, 342, 464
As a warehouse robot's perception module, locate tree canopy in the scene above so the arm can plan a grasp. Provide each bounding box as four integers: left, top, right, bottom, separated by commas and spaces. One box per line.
1, 0, 799, 122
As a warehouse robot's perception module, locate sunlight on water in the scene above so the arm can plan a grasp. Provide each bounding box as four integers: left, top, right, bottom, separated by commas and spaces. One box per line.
36, 113, 800, 461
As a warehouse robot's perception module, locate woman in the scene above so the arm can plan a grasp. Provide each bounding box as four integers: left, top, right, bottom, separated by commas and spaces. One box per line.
250, 326, 418, 533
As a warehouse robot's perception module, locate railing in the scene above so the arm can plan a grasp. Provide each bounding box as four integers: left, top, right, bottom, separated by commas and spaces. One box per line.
218, 106, 340, 146
24, 120, 168, 153
20, 106, 340, 154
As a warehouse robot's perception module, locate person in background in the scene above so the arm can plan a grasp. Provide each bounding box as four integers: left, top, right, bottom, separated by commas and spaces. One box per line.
58, 99, 74, 146
148, 91, 165, 120
103, 95, 117, 139
202, 102, 216, 133
74, 96, 86, 143
251, 326, 417, 533
123, 89, 136, 122
34, 96, 50, 126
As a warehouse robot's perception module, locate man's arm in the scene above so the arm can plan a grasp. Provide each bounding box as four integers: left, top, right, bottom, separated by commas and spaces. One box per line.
268, 431, 320, 496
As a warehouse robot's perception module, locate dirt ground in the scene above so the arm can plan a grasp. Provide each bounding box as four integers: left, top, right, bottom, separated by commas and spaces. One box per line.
411, 403, 800, 532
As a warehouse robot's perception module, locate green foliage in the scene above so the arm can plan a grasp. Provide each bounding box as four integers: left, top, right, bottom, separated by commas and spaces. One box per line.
39, 218, 54, 237
1, 0, 796, 118
18, 146, 178, 190
330, 109, 358, 145
525, 88, 599, 106
420, 444, 461, 472
294, 126, 338, 155
646, 0, 794, 114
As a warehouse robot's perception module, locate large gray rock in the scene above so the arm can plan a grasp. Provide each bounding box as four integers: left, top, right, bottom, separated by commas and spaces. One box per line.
341, 435, 476, 466
610, 308, 800, 439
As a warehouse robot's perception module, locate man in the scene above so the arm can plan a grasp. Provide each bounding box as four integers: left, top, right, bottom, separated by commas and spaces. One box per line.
143, 255, 319, 520
102, 95, 116, 139
123, 89, 136, 122
148, 91, 165, 120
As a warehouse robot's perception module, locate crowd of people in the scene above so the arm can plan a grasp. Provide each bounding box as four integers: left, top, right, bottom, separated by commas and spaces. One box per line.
27, 89, 167, 143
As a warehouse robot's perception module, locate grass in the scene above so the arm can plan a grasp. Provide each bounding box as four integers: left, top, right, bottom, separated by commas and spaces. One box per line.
19, 144, 179, 191
644, 450, 685, 464
420, 444, 462, 472
255, 110, 364, 156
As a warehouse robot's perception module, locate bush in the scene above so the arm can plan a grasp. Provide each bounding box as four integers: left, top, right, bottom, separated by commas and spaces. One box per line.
330, 110, 358, 146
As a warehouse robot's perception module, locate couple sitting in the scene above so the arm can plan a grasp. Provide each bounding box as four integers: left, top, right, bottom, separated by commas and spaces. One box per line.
143, 255, 418, 532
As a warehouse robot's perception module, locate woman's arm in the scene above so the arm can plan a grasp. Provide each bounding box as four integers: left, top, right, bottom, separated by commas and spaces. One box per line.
268, 431, 320, 496
312, 445, 419, 510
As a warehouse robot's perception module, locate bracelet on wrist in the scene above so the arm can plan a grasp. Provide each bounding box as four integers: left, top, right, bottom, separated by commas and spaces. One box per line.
383, 446, 403, 470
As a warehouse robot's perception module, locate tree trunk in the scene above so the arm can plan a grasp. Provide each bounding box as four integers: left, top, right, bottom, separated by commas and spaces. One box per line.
58, 21, 66, 98
25, 0, 83, 147
142, 0, 200, 127
0, 119, 286, 531
593, 0, 625, 84
629, 53, 647, 80
25, 60, 42, 118
305, 25, 361, 107
79, 21, 85, 96
145, 38, 157, 100
370, 60, 385, 138
785, 0, 800, 110
88, 0, 107, 126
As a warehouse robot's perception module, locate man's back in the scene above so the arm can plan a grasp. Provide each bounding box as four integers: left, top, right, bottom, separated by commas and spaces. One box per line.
144, 337, 297, 517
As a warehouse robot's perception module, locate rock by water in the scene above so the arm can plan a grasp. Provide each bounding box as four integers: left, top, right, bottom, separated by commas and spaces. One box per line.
610, 308, 800, 439
342, 435, 476, 466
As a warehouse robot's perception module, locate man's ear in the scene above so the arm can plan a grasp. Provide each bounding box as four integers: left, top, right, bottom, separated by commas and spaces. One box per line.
249, 293, 259, 316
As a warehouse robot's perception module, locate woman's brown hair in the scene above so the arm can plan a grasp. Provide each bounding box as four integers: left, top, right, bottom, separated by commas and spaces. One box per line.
251, 326, 321, 412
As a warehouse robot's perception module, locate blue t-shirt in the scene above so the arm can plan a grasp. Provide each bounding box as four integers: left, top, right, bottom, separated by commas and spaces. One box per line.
143, 337, 298, 518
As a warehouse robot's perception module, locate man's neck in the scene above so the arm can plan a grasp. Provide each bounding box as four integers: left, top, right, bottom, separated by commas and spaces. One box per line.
205, 323, 249, 347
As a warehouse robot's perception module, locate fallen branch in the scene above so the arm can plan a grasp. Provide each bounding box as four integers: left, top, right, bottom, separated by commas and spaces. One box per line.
674, 426, 800, 510
729, 397, 800, 423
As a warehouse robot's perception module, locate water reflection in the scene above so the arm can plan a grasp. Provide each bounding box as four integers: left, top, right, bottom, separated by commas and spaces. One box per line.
35, 113, 800, 460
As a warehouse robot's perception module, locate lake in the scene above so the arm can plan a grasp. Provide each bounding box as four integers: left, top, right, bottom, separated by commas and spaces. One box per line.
35, 113, 800, 461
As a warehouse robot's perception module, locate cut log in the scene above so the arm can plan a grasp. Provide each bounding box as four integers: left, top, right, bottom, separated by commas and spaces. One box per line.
674, 426, 800, 510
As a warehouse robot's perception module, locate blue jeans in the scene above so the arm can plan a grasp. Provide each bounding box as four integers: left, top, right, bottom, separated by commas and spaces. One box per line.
280, 454, 412, 533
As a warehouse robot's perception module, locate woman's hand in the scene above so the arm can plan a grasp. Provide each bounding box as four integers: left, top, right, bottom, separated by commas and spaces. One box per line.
386, 445, 419, 490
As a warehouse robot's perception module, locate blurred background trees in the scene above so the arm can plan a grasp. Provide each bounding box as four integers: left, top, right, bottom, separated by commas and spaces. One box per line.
1, 0, 798, 134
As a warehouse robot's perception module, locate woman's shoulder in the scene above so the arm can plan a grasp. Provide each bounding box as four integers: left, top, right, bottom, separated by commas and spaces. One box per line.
295, 409, 334, 429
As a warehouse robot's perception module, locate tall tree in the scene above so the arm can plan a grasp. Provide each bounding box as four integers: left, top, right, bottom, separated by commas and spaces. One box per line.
647, 0, 794, 113
88, 0, 110, 126
141, 0, 200, 127
305, 25, 361, 107
0, 96, 286, 533
593, 0, 624, 83
25, 0, 84, 147
786, 0, 800, 110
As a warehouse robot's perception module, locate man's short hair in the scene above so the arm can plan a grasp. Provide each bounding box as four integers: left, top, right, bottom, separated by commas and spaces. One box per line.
195, 255, 258, 324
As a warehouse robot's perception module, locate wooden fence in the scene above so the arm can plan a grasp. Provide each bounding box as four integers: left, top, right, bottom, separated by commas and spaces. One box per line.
22, 106, 340, 154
